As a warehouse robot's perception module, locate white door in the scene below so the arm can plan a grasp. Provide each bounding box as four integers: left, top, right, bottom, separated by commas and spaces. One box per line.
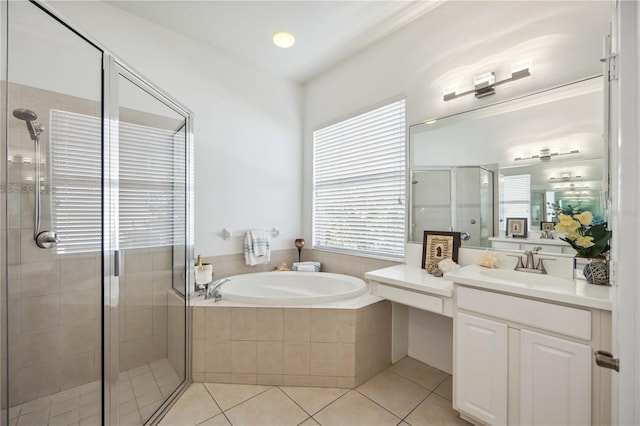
455, 313, 508, 425
520, 329, 591, 426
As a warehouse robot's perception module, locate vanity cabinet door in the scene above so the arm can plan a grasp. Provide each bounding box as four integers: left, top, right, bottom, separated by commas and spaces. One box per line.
520, 329, 591, 426
455, 313, 508, 425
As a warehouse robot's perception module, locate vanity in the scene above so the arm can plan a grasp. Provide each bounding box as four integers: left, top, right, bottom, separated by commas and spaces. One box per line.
366, 250, 612, 426
386, 45, 614, 425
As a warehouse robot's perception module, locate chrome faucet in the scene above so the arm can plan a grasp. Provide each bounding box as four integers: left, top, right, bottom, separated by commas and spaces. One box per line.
205, 277, 231, 302
512, 247, 551, 274
540, 229, 554, 239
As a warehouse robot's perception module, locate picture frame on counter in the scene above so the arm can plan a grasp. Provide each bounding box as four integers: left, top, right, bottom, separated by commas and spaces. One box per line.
540, 221, 555, 231
421, 230, 461, 270
506, 217, 528, 238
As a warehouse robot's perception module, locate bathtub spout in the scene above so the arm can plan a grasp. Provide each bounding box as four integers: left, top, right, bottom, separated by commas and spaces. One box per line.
205, 277, 231, 302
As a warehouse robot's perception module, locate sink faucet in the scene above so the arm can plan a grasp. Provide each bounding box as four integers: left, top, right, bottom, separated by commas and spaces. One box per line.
512, 247, 551, 274
205, 277, 231, 302
540, 229, 554, 239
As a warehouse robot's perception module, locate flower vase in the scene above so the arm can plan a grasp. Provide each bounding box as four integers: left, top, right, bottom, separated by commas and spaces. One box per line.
581, 257, 609, 285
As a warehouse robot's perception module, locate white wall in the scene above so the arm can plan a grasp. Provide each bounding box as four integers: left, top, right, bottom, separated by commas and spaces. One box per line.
49, 1, 303, 256
303, 0, 610, 241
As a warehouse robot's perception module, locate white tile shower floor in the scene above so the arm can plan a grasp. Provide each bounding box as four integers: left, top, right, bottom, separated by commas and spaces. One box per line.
159, 357, 471, 426
8, 358, 182, 426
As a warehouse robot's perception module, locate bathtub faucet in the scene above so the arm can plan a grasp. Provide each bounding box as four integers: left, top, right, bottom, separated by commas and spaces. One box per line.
205, 277, 231, 302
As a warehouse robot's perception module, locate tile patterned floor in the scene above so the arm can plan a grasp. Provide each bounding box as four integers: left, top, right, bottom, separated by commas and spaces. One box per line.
159, 357, 471, 426
7, 358, 182, 426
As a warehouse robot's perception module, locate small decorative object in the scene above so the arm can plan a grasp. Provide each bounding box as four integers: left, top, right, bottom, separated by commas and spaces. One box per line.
295, 238, 305, 262
506, 217, 528, 238
275, 261, 290, 271
540, 221, 555, 231
438, 258, 460, 273
421, 230, 461, 273
555, 210, 612, 285
582, 257, 609, 285
476, 250, 499, 268
293, 261, 320, 272
432, 268, 444, 277
426, 263, 439, 274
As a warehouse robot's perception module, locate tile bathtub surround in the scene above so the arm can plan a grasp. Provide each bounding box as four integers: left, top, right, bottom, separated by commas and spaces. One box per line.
192, 300, 392, 388
161, 356, 471, 426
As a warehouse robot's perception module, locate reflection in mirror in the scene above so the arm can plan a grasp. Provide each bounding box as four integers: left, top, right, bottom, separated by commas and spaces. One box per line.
409, 76, 604, 248
411, 167, 494, 247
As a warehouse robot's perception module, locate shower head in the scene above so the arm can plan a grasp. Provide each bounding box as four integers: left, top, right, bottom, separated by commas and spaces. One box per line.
12, 108, 38, 121
12, 108, 43, 141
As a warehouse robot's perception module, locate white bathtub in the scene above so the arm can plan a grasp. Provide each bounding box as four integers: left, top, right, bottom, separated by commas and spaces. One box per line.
219, 271, 368, 305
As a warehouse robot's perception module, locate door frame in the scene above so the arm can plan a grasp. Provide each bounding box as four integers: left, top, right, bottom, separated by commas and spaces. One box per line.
610, 0, 639, 424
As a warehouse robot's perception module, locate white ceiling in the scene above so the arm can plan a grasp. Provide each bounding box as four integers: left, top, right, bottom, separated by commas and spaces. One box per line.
106, 1, 443, 83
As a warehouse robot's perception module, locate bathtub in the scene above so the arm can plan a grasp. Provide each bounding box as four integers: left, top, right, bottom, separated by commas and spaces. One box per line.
219, 271, 368, 305
192, 271, 390, 388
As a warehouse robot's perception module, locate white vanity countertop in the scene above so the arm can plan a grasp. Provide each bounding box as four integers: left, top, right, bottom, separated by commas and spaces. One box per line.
489, 236, 570, 247
444, 264, 612, 311
364, 264, 453, 297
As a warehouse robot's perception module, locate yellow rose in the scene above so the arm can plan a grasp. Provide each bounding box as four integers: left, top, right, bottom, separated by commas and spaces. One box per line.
555, 215, 580, 233
565, 231, 580, 241
574, 211, 593, 226
576, 236, 595, 248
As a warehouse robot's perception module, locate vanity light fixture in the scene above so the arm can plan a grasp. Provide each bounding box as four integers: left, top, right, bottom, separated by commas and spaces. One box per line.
513, 147, 579, 162
425, 119, 438, 125
273, 31, 295, 48
443, 59, 532, 101
550, 173, 583, 181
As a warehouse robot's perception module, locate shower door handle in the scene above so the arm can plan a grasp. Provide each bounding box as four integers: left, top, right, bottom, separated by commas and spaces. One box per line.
114, 250, 120, 277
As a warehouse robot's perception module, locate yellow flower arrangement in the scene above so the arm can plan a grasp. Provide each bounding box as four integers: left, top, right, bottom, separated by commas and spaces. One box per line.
554, 211, 611, 257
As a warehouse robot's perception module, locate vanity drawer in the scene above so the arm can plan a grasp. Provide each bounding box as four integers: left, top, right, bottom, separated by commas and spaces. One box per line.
374, 283, 443, 314
457, 286, 591, 340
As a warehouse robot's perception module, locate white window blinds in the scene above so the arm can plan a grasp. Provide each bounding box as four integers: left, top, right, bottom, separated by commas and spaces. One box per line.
499, 174, 531, 230
312, 99, 406, 259
50, 110, 102, 254
50, 109, 186, 253
119, 122, 186, 249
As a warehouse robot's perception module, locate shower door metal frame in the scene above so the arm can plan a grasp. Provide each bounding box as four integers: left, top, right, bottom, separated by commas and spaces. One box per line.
104, 55, 194, 425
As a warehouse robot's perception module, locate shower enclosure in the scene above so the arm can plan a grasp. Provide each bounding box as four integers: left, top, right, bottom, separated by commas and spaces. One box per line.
410, 166, 494, 247
1, 1, 193, 425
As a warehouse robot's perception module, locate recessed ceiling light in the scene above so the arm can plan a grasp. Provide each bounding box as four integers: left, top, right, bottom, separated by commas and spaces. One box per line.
273, 31, 295, 48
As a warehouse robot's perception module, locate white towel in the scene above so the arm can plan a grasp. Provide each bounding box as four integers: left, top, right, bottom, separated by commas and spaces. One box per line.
244, 230, 271, 266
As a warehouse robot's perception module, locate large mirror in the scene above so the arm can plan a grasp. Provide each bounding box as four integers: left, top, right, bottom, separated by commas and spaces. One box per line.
409, 76, 605, 248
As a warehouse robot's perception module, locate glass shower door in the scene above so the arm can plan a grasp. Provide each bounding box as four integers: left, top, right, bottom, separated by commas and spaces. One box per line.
107, 60, 191, 425
2, 2, 103, 424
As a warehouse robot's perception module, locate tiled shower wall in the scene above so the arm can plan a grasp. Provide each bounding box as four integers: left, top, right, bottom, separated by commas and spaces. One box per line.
2, 82, 103, 405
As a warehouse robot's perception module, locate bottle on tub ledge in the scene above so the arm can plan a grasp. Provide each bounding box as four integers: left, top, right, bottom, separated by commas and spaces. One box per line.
194, 254, 213, 294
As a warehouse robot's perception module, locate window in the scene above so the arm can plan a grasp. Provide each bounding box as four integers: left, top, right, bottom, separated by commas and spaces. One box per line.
499, 174, 531, 230
312, 99, 406, 259
50, 109, 186, 253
